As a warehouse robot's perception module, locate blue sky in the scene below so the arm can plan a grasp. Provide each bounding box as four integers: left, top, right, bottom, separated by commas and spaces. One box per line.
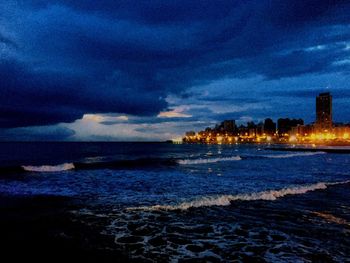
0, 0, 350, 141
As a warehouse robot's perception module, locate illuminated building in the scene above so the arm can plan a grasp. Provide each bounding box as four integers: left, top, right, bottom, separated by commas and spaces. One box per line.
182, 92, 350, 145
248, 128, 256, 137
316, 92, 332, 131
333, 125, 350, 140
296, 124, 313, 137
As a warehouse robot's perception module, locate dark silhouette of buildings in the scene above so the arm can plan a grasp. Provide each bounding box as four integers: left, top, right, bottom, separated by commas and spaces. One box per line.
185, 131, 196, 137
316, 92, 332, 131
212, 120, 236, 133
263, 118, 276, 135
222, 120, 236, 132
183, 91, 350, 144
277, 118, 304, 136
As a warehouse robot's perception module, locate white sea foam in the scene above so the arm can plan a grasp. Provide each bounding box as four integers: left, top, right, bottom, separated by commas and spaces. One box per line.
178, 156, 242, 165
22, 163, 75, 172
262, 152, 326, 159
129, 180, 350, 211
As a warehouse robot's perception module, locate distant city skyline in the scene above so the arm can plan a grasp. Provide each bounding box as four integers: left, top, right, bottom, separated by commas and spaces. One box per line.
183, 92, 350, 145
1, 1, 350, 141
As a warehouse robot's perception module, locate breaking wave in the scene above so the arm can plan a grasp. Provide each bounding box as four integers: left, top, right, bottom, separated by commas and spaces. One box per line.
262, 152, 326, 159
178, 156, 242, 165
22, 163, 75, 172
2, 152, 327, 174
1, 157, 178, 174
129, 180, 350, 211
178, 152, 325, 165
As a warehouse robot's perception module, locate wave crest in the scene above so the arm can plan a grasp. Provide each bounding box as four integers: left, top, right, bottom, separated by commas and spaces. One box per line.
178, 156, 241, 165
129, 180, 350, 211
22, 163, 75, 172
262, 152, 326, 159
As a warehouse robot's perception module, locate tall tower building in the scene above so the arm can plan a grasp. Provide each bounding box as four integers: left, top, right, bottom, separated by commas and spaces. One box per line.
316, 92, 332, 131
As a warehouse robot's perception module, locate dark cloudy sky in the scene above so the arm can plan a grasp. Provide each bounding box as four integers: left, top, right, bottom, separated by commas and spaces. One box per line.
1, 0, 350, 141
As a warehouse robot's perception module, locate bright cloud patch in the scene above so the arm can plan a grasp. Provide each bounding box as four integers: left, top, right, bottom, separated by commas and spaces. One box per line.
157, 110, 192, 118
0, 1, 350, 140
82, 114, 129, 123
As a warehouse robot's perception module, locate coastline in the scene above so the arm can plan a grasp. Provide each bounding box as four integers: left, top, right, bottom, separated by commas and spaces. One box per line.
183, 141, 350, 148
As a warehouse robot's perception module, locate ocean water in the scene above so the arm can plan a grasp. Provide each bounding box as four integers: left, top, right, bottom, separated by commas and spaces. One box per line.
1, 142, 350, 261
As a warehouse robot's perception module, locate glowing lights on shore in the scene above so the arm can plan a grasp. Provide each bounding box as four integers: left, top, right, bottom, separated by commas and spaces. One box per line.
183, 131, 350, 144
171, 138, 183, 144
289, 135, 297, 142
307, 132, 337, 141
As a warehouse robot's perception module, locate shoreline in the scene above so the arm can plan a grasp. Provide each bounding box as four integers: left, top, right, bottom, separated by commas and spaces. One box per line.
183, 141, 350, 148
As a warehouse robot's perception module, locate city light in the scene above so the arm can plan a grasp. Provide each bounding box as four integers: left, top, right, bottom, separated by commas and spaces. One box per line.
289, 135, 297, 142
183, 92, 350, 146
217, 136, 223, 143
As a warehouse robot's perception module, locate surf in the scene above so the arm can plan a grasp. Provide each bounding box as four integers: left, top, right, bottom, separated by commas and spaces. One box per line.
22, 163, 75, 172
129, 180, 350, 211
261, 152, 326, 159
178, 156, 242, 165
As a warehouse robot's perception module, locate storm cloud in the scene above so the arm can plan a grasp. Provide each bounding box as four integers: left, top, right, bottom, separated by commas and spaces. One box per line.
0, 0, 350, 139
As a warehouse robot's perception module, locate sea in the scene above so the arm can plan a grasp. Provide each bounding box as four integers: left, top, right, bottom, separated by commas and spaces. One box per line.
0, 142, 349, 262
